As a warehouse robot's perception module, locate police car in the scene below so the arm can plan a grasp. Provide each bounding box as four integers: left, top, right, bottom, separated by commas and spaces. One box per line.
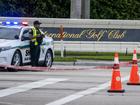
0, 21, 54, 68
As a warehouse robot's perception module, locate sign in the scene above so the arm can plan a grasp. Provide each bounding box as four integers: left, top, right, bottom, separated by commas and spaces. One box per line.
41, 27, 140, 42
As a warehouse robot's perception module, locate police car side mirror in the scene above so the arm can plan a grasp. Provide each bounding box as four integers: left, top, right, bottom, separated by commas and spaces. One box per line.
21, 36, 30, 41
14, 35, 19, 39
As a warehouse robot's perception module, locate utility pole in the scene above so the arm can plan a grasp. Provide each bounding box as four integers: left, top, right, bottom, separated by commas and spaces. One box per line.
81, 0, 90, 19
70, 0, 90, 19
70, 0, 82, 19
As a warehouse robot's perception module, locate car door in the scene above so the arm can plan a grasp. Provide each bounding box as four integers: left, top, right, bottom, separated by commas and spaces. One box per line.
39, 30, 47, 61
20, 28, 31, 63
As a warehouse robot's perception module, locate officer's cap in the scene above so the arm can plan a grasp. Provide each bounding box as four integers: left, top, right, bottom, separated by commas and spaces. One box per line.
33, 20, 42, 25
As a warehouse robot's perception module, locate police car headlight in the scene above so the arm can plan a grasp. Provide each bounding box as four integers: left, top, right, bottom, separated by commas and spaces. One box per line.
0, 46, 12, 52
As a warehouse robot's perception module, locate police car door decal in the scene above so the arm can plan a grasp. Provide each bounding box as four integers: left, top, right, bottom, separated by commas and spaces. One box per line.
21, 29, 31, 62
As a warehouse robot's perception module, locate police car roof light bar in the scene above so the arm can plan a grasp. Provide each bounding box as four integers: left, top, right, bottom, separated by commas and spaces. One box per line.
13, 21, 18, 25
6, 21, 10, 25
22, 21, 28, 26
1, 21, 28, 26
2, 21, 16, 25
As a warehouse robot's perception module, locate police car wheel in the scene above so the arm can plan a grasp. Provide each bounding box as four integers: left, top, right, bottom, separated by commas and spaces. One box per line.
11, 50, 22, 66
44, 50, 53, 68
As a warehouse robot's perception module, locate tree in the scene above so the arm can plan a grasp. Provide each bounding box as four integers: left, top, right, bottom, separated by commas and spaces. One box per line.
0, 0, 70, 18
90, 0, 140, 19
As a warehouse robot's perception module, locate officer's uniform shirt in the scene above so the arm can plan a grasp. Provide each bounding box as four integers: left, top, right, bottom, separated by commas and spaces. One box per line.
29, 27, 43, 45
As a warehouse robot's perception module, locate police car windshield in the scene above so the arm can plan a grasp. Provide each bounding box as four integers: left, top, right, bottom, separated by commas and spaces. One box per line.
0, 27, 20, 40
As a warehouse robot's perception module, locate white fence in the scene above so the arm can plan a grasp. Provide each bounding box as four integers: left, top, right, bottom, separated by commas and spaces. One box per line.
55, 41, 140, 53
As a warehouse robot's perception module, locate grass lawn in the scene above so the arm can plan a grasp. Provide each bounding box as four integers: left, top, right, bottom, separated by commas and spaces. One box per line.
54, 51, 137, 62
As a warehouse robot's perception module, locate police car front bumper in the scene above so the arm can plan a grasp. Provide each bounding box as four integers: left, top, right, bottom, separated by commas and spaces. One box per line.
0, 49, 15, 65
0, 57, 8, 64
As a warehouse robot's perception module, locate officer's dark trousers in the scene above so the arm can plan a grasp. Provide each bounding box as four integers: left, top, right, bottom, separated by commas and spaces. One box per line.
30, 42, 40, 66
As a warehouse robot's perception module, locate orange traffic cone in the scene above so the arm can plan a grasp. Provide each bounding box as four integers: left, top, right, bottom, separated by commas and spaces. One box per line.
127, 49, 140, 85
108, 52, 125, 93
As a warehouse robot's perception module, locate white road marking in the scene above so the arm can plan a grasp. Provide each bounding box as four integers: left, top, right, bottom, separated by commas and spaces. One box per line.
46, 76, 129, 105
0, 78, 68, 98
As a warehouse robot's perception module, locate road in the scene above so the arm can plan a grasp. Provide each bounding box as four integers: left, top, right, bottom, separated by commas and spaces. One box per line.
0, 65, 140, 105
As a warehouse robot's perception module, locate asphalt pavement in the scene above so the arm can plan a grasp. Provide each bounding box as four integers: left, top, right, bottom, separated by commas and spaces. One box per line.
0, 65, 140, 105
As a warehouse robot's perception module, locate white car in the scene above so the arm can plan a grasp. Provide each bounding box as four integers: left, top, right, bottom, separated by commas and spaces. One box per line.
0, 21, 54, 69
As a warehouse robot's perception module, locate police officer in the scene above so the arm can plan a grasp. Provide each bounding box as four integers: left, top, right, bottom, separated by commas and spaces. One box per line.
29, 20, 44, 66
